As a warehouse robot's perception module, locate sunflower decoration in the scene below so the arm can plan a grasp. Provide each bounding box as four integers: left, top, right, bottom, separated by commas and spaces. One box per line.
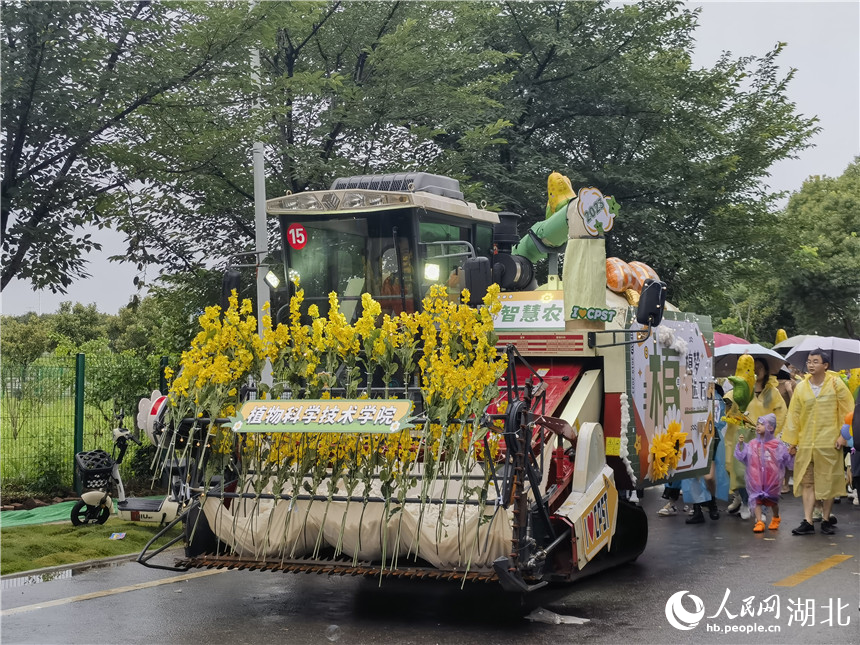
648, 406, 688, 480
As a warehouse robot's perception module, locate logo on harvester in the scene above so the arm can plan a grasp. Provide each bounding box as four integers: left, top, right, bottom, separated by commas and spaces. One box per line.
665, 591, 705, 630
585, 491, 610, 548
569, 305, 617, 323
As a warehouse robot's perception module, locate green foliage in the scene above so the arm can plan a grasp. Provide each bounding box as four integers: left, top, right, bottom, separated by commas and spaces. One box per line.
771, 159, 860, 337
54, 337, 162, 426
1, 0, 265, 292
0, 360, 56, 441
696, 158, 860, 342
453, 2, 816, 306
107, 268, 224, 357
29, 438, 70, 497
0, 313, 52, 364
3, 1, 820, 322
51, 302, 110, 347
1, 360, 77, 489
107, 1, 817, 309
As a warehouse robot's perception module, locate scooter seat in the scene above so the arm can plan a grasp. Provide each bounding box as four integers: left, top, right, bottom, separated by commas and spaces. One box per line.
117, 498, 165, 512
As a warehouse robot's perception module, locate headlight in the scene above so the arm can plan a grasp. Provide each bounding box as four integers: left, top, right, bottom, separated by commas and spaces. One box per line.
296, 194, 322, 210
424, 263, 441, 282
265, 270, 280, 289
341, 192, 366, 209
275, 194, 322, 210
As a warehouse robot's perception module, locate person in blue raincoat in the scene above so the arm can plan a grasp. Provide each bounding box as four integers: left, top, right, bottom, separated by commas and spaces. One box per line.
682, 386, 729, 523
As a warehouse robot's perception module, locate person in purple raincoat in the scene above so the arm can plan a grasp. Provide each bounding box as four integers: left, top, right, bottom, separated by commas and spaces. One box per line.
735, 413, 794, 533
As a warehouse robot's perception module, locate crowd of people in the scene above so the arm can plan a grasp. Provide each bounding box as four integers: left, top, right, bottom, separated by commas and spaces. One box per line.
658, 349, 858, 537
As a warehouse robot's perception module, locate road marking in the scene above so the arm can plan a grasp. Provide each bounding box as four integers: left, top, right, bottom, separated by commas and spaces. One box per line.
1, 569, 227, 616
773, 554, 854, 587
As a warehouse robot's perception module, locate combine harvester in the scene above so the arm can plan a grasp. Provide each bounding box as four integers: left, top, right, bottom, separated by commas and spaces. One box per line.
138, 172, 714, 592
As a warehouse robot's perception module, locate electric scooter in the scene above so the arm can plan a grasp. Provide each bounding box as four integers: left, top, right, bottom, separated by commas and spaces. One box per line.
71, 403, 191, 526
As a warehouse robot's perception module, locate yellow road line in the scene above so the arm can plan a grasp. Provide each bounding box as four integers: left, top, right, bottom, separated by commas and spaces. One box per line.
1, 569, 227, 616
773, 554, 854, 587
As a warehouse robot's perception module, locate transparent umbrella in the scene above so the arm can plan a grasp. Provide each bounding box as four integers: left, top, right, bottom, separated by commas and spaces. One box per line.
714, 344, 787, 378
772, 334, 821, 356
785, 336, 860, 372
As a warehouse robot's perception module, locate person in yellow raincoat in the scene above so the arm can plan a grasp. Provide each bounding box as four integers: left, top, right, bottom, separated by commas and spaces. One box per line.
782, 349, 854, 536
724, 358, 788, 519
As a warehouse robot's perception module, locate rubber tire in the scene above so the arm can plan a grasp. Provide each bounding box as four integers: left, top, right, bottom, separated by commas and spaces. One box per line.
70, 500, 110, 526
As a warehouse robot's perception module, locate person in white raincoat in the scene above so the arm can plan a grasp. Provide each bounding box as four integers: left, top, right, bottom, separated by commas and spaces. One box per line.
781, 349, 854, 536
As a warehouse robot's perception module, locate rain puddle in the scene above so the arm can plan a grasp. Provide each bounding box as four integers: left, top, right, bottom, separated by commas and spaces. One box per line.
1, 559, 126, 589
2, 569, 72, 588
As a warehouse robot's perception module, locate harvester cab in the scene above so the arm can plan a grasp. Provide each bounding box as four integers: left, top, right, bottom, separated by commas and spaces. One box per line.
140, 171, 714, 593
264, 173, 497, 324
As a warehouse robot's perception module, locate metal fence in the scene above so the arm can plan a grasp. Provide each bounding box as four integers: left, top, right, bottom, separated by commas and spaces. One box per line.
0, 353, 170, 495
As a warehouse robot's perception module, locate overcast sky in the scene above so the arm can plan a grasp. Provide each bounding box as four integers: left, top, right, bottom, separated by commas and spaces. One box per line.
2, 0, 858, 317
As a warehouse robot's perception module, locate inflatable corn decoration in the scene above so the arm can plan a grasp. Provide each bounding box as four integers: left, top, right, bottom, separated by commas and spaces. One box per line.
847, 368, 860, 399
727, 353, 755, 413
775, 328, 787, 345
545, 171, 575, 217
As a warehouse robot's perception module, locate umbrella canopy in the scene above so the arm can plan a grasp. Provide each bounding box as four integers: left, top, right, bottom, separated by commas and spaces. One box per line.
714, 332, 748, 348
714, 343, 787, 378
772, 334, 821, 356
785, 336, 860, 372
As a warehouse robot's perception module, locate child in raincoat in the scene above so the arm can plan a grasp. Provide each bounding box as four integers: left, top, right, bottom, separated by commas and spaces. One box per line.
735, 413, 794, 533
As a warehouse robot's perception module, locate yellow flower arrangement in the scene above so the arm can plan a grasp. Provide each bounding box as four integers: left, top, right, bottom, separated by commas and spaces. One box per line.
648, 406, 688, 480
161, 279, 508, 563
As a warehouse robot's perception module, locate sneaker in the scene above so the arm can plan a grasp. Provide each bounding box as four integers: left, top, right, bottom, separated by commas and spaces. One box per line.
768, 517, 781, 530
820, 520, 835, 535
727, 494, 741, 514
828, 514, 837, 525
753, 520, 765, 533
792, 520, 815, 535
812, 506, 823, 522
739, 504, 750, 520
657, 502, 677, 516
781, 483, 791, 494
853, 494, 859, 507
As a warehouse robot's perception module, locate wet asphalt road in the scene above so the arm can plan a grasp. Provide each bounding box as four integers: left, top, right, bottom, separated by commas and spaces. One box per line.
2, 492, 858, 645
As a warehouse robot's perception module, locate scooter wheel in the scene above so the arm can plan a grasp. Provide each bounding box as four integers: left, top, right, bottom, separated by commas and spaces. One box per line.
70, 500, 110, 526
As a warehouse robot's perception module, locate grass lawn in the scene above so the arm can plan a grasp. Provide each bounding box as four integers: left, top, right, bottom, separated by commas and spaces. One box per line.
0, 518, 182, 575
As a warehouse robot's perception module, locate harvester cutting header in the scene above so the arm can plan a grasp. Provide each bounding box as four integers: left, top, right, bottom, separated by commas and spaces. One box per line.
135, 171, 714, 592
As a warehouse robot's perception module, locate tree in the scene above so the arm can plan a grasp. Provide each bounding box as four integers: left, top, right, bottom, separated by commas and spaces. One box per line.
0, 313, 55, 441
451, 1, 818, 306
107, 268, 225, 357
50, 301, 110, 347
0, 313, 53, 365
109, 0, 515, 278
4, 1, 819, 310
1, 0, 264, 292
770, 159, 860, 338
112, 1, 818, 307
